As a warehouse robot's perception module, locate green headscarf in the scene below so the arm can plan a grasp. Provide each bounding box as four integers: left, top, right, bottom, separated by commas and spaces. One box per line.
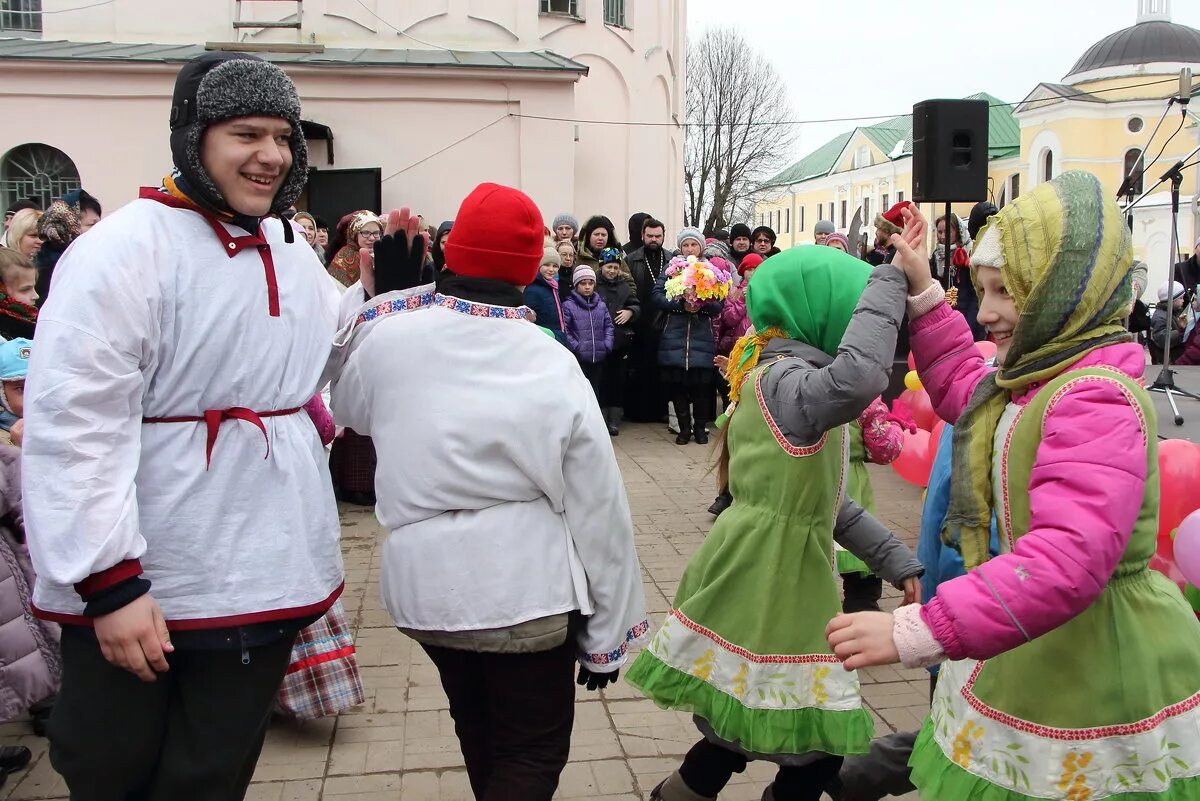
745, 245, 872, 355
945, 170, 1133, 568
723, 245, 872, 419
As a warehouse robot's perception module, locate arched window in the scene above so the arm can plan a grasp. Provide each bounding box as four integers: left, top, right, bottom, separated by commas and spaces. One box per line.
1122, 148, 1144, 196
1, 143, 80, 210
1041, 149, 1054, 183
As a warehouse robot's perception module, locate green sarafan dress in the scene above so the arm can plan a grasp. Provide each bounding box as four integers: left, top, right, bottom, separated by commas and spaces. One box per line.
910, 368, 1200, 801
625, 362, 875, 757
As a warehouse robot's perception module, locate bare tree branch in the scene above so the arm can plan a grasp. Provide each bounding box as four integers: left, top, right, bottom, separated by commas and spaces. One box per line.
684, 27, 796, 232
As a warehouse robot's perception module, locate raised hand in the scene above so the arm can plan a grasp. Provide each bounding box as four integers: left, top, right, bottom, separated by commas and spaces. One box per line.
370, 207, 429, 297
890, 204, 934, 296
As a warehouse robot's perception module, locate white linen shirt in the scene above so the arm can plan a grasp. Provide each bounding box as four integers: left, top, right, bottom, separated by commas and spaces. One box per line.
24, 195, 344, 626
331, 285, 648, 670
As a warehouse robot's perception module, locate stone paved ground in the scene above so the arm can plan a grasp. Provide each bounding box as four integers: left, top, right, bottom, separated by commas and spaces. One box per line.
0, 423, 928, 800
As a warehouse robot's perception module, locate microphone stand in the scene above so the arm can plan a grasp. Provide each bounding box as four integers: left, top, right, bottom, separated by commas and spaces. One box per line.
1148, 157, 1200, 427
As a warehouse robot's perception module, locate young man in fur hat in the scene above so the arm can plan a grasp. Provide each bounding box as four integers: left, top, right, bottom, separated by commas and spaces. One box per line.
328, 183, 646, 801
23, 52, 343, 798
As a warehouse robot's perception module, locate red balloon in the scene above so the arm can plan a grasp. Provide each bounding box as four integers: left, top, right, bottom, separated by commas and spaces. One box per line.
899, 388, 938, 431
892, 429, 934, 488
976, 340, 998, 361
928, 420, 948, 465
907, 351, 917, 371
1158, 439, 1200, 540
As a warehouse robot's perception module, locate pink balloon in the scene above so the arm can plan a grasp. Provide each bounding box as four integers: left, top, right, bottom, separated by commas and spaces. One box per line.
1174, 511, 1200, 587
976, 340, 997, 361
891, 429, 933, 488
928, 420, 948, 465
907, 351, 917, 371
899, 388, 937, 431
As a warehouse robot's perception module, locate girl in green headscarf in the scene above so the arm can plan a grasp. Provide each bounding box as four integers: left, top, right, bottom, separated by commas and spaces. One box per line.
627, 246, 924, 801
828, 172, 1200, 801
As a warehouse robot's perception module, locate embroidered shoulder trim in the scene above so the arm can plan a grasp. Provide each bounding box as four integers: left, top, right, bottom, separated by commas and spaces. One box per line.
355, 290, 436, 326
585, 619, 650, 666
754, 367, 828, 457
434, 293, 532, 321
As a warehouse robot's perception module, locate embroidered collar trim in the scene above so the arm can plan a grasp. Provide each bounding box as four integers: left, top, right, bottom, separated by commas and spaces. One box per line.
434, 293, 531, 320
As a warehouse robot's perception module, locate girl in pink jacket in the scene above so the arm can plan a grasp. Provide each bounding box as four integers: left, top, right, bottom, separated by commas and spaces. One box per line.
828, 171, 1200, 801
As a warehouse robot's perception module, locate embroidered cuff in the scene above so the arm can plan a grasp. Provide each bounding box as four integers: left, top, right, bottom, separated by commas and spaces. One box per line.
893, 603, 945, 669
578, 619, 650, 671
906, 282, 946, 320
74, 558, 144, 600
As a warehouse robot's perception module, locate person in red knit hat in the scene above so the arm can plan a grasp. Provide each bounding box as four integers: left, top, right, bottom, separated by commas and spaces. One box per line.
328, 182, 648, 801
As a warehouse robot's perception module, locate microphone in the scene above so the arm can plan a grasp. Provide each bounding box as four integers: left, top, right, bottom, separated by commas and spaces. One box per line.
1177, 68, 1192, 106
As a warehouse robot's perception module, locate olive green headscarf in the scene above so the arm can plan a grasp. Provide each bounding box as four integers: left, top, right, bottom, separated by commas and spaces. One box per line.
945, 170, 1133, 568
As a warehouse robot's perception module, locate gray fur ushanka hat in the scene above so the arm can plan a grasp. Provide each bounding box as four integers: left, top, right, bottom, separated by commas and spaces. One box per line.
169, 51, 308, 216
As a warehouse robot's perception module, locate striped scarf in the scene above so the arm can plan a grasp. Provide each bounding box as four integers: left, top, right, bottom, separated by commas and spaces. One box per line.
944, 171, 1133, 568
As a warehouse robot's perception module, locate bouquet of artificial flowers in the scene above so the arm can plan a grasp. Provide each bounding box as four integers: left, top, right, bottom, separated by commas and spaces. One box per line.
663, 255, 733, 311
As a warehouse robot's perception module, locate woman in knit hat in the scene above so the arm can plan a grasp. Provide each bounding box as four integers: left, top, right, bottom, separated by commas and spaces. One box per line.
552, 212, 578, 244
327, 210, 383, 288
653, 227, 722, 445
829, 172, 1200, 801
629, 246, 921, 801
524, 247, 568, 345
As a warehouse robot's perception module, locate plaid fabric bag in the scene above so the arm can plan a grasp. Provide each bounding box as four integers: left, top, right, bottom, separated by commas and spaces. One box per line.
275, 600, 365, 719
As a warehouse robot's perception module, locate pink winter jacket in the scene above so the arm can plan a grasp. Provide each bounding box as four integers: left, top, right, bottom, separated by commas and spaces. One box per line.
904, 302, 1148, 663
715, 287, 750, 357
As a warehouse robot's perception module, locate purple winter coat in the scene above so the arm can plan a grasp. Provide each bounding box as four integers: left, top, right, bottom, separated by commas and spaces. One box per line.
0, 444, 59, 720
563, 290, 615, 364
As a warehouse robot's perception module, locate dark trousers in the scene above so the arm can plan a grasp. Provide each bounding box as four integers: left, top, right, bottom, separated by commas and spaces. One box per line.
678, 739, 843, 801
49, 626, 295, 801
626, 329, 667, 422
599, 352, 627, 409
580, 361, 604, 404
840, 574, 884, 613
422, 639, 576, 801
668, 379, 717, 431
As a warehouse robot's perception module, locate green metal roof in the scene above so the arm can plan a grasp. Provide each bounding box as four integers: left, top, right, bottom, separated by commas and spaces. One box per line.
763, 131, 853, 187
0, 36, 588, 73
765, 92, 1019, 187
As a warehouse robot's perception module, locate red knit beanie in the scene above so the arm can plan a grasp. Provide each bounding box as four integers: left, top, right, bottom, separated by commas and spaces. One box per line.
737, 252, 764, 277
442, 182, 544, 286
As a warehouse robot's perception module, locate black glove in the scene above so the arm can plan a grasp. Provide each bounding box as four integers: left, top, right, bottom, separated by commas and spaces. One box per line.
577, 665, 619, 692
371, 230, 428, 297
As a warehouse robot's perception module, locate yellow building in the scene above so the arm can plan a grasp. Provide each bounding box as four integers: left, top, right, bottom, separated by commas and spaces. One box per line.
756, 0, 1200, 299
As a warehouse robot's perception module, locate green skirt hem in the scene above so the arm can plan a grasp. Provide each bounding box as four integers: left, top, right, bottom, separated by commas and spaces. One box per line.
625, 650, 874, 757
909, 722, 1200, 801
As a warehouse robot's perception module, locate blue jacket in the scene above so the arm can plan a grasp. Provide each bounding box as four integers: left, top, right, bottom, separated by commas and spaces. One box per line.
652, 274, 722, 370
523, 275, 567, 346
563, 291, 615, 364
918, 422, 1000, 674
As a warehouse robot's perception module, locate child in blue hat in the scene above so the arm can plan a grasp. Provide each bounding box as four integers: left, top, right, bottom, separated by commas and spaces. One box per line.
0, 338, 31, 438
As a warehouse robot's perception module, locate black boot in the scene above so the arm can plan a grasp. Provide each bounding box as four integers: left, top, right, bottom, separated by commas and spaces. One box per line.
606, 407, 620, 436
674, 399, 692, 445
0, 745, 31, 774
693, 421, 709, 445
707, 490, 732, 516
29, 697, 52, 737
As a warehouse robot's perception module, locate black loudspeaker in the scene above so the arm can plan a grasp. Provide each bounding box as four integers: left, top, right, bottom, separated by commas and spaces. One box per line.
911, 99, 989, 203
